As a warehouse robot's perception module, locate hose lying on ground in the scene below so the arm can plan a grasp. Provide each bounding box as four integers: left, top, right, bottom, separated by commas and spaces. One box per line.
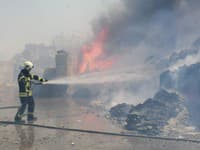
0, 106, 19, 110
0, 121, 200, 144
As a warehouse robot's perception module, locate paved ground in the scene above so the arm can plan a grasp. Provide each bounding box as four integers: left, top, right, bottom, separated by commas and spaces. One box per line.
1, 86, 200, 150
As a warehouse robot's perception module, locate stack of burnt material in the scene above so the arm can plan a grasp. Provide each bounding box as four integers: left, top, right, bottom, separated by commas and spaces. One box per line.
110, 103, 133, 125
110, 90, 185, 136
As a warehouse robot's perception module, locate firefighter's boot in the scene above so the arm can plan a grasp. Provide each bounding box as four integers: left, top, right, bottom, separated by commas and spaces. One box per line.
28, 117, 37, 123
15, 118, 25, 124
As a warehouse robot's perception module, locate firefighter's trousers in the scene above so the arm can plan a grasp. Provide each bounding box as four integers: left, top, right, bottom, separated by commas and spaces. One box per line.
15, 96, 35, 121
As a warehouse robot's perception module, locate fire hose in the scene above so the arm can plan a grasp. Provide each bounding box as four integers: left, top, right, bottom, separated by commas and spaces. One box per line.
0, 105, 200, 143
0, 106, 19, 109
0, 121, 200, 144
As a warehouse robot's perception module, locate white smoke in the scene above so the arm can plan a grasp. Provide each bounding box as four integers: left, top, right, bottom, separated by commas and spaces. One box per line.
169, 51, 200, 71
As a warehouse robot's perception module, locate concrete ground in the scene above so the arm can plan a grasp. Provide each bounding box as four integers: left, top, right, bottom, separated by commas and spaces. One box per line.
1, 86, 200, 150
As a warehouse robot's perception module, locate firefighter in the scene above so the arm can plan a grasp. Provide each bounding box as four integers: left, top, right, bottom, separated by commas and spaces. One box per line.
14, 61, 48, 123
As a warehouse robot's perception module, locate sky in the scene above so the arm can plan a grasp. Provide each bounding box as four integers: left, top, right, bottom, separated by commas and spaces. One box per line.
0, 0, 119, 60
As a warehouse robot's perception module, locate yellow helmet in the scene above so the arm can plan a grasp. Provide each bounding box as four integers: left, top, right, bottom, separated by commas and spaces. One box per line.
24, 61, 34, 70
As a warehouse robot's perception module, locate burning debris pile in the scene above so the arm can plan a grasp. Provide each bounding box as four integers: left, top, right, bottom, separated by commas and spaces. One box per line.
109, 46, 200, 136
109, 103, 133, 125
110, 90, 186, 136
110, 103, 133, 118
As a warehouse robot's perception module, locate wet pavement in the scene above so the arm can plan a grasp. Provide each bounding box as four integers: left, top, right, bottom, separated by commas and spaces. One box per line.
1, 87, 200, 149
0, 90, 133, 150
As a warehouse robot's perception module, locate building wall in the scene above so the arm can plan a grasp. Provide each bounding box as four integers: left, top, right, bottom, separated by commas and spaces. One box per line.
55, 50, 77, 77
55, 50, 68, 77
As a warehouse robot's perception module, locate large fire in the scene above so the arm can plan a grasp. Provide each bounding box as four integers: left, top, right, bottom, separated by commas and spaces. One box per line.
79, 28, 114, 74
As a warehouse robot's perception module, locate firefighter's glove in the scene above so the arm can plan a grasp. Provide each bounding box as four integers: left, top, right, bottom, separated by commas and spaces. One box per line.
39, 78, 48, 82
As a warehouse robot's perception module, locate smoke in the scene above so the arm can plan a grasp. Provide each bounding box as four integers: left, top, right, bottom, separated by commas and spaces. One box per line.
86, 0, 178, 105
91, 0, 200, 66
86, 0, 200, 106
169, 52, 200, 71
0, 61, 14, 84
92, 0, 179, 62
176, 0, 200, 48
48, 64, 158, 84
107, 77, 159, 108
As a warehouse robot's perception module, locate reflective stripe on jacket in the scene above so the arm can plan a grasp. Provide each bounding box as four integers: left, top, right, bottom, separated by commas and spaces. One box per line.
18, 69, 44, 97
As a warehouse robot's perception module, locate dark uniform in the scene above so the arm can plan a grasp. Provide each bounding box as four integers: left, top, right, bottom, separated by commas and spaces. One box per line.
15, 69, 46, 122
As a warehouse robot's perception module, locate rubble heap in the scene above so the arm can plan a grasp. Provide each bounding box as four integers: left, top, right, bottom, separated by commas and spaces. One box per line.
110, 103, 133, 118
109, 103, 133, 125
110, 90, 185, 136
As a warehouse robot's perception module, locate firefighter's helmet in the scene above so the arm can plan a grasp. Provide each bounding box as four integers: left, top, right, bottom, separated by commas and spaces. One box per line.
24, 61, 34, 70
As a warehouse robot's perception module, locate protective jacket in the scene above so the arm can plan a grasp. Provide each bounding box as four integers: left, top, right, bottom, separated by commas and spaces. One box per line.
18, 69, 45, 97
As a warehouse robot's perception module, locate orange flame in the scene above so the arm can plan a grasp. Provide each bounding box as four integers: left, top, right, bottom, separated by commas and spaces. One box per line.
79, 28, 114, 74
